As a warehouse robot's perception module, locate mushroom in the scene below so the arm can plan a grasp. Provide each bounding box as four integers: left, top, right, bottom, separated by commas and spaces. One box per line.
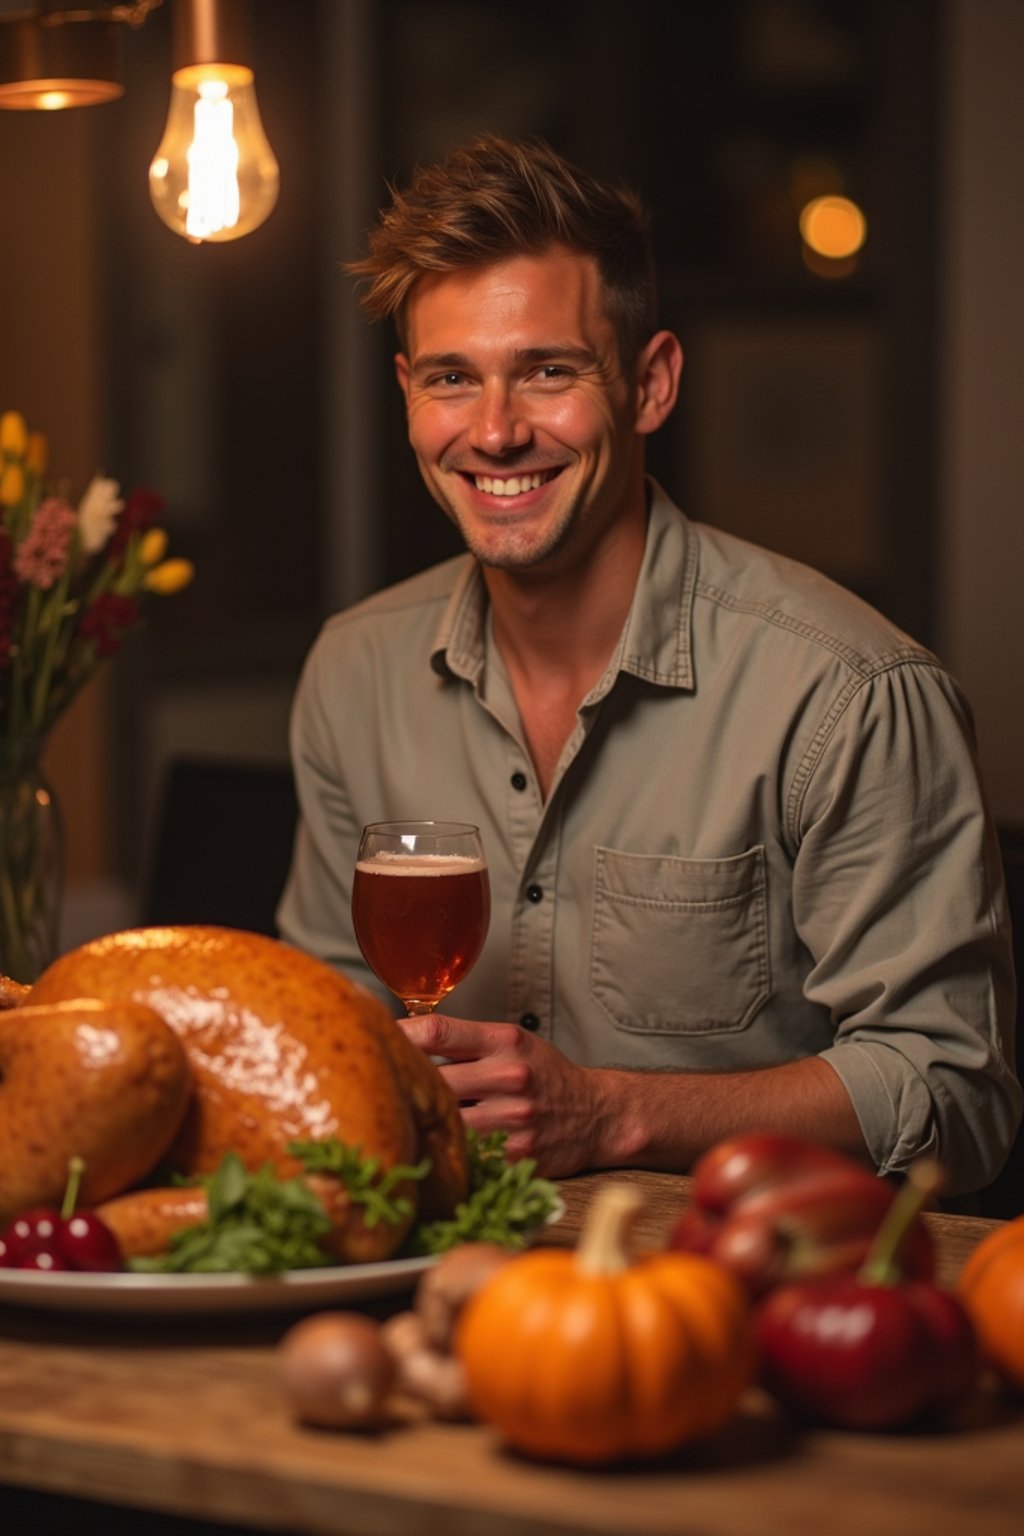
279, 1311, 396, 1429
415, 1241, 513, 1352
381, 1309, 471, 1421
376, 1243, 515, 1421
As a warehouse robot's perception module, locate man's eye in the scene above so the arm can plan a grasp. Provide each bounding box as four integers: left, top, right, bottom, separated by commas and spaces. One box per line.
433, 372, 467, 388
535, 365, 573, 383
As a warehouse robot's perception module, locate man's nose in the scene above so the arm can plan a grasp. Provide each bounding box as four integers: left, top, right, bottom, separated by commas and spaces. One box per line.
468, 382, 531, 455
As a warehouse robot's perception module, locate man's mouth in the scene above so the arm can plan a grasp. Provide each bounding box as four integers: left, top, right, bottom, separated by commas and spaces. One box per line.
470, 470, 558, 497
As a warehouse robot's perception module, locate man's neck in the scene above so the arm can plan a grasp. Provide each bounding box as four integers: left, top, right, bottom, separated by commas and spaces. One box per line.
482, 499, 649, 797
484, 489, 649, 679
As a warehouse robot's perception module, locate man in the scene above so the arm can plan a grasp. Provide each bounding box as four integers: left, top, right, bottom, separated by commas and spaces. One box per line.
277, 135, 1020, 1194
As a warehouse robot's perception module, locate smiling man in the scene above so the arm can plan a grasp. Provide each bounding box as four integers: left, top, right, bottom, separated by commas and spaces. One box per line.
277, 135, 1020, 1197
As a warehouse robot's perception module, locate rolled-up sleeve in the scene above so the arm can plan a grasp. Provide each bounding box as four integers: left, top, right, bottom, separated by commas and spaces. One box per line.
792, 659, 1021, 1193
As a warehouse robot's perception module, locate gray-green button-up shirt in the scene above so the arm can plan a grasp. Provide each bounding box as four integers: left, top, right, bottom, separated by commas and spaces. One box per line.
278, 482, 1021, 1193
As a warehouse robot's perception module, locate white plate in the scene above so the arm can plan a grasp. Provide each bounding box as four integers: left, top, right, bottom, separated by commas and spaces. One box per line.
0, 1253, 436, 1315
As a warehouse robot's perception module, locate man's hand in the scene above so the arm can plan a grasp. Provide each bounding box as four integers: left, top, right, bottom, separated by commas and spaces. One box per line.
399, 1015, 870, 1180
398, 1014, 611, 1178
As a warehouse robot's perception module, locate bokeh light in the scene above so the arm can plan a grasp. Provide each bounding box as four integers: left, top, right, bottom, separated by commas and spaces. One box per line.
799, 195, 868, 259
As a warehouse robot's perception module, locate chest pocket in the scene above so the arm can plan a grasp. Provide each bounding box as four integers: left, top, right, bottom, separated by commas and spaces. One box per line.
589, 845, 770, 1036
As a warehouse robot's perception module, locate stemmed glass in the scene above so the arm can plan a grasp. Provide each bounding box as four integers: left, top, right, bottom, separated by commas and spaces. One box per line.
352, 821, 491, 1016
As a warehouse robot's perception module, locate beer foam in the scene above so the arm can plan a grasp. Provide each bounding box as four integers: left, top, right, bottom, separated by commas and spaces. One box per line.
356, 852, 487, 875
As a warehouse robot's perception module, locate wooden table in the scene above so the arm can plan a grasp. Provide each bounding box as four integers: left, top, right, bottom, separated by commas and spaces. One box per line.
0, 1170, 1019, 1536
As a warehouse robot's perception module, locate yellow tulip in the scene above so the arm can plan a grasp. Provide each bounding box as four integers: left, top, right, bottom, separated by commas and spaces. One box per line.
0, 410, 28, 458
138, 527, 168, 566
144, 557, 194, 594
0, 462, 25, 507
25, 431, 47, 477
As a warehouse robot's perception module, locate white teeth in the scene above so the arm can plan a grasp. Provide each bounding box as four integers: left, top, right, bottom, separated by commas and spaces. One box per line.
475, 472, 544, 496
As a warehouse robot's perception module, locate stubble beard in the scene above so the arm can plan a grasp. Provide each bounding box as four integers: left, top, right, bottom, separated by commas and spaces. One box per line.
434, 479, 582, 574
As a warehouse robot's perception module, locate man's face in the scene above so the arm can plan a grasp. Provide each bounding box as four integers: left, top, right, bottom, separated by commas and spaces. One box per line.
395, 248, 647, 576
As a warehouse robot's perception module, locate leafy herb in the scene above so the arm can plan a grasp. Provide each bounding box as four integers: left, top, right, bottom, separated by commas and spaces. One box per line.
408, 1130, 562, 1255
130, 1153, 333, 1275
128, 1130, 561, 1275
289, 1139, 431, 1229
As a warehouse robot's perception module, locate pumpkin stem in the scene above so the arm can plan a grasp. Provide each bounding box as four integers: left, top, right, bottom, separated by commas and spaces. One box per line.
575, 1183, 643, 1276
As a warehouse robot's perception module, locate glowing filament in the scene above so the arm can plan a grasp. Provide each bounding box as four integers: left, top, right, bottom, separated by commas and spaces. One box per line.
186, 79, 241, 239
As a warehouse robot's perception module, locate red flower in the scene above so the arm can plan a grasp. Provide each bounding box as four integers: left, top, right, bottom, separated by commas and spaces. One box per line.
78, 592, 143, 656
108, 485, 165, 556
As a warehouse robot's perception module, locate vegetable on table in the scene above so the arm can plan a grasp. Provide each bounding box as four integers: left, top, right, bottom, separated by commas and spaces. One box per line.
669, 1132, 934, 1297
755, 1160, 978, 1430
455, 1182, 754, 1465
957, 1212, 1024, 1389
280, 1312, 396, 1429
380, 1240, 515, 1420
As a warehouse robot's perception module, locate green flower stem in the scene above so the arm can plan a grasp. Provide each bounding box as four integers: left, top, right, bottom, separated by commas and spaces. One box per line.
8, 584, 42, 739
30, 554, 76, 735
0, 746, 62, 984
0, 852, 33, 984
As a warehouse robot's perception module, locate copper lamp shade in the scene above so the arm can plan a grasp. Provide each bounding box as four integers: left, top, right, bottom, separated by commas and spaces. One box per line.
0, 3, 162, 111
0, 17, 122, 108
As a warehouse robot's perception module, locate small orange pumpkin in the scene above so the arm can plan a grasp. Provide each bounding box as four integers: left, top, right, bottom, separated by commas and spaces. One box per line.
455, 1182, 753, 1464
958, 1213, 1024, 1387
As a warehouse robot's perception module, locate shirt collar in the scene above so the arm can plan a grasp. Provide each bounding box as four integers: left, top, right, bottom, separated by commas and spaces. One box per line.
429, 477, 696, 693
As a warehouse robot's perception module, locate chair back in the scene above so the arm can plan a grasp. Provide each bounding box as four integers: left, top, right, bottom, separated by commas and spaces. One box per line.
141, 755, 299, 938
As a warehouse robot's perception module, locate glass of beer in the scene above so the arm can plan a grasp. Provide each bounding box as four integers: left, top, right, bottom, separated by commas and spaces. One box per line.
352, 821, 491, 1015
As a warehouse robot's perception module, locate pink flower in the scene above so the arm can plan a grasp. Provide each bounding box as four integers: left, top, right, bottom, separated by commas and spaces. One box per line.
12, 496, 78, 590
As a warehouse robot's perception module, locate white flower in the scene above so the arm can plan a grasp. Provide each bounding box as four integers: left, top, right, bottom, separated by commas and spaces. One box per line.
77, 475, 125, 555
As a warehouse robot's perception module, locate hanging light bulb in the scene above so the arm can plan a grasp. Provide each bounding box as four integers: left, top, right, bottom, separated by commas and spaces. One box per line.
149, 0, 278, 243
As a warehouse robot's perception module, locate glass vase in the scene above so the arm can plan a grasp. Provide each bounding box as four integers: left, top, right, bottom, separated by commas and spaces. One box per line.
0, 739, 65, 985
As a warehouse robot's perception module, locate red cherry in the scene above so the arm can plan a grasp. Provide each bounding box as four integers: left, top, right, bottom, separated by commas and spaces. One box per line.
1, 1207, 63, 1265
0, 1157, 124, 1275
59, 1211, 123, 1272
19, 1247, 71, 1273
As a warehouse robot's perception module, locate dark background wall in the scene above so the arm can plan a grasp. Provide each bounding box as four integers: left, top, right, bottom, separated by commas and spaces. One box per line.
1, 0, 1021, 936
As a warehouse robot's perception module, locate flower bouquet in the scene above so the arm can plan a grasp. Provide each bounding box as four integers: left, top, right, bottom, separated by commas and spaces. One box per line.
0, 407, 194, 982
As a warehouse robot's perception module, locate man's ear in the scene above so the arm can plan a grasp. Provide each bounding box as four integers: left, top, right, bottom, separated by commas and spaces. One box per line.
634, 330, 684, 436
394, 352, 411, 401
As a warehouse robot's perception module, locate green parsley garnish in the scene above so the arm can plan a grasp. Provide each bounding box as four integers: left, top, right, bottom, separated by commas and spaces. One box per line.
130, 1152, 333, 1274
128, 1130, 561, 1275
289, 1138, 431, 1229
408, 1130, 562, 1255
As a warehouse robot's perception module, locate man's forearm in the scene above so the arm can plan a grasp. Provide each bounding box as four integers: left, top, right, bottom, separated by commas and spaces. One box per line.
590, 1055, 870, 1172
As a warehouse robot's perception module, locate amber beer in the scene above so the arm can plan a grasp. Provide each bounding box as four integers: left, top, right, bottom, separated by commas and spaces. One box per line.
352, 852, 491, 1011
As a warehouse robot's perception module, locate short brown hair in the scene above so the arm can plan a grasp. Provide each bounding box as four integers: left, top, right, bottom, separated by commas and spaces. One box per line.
347, 134, 657, 366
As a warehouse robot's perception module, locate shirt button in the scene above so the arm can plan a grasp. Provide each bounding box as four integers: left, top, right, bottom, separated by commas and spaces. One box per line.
526, 884, 543, 903
510, 771, 528, 791
519, 1012, 540, 1031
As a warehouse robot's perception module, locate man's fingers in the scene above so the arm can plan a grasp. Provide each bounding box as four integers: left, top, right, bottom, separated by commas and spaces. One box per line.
399, 1012, 483, 1060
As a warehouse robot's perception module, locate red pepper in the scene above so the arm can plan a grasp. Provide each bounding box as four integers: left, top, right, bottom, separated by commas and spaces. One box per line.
754, 1161, 978, 1429
669, 1133, 934, 1298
